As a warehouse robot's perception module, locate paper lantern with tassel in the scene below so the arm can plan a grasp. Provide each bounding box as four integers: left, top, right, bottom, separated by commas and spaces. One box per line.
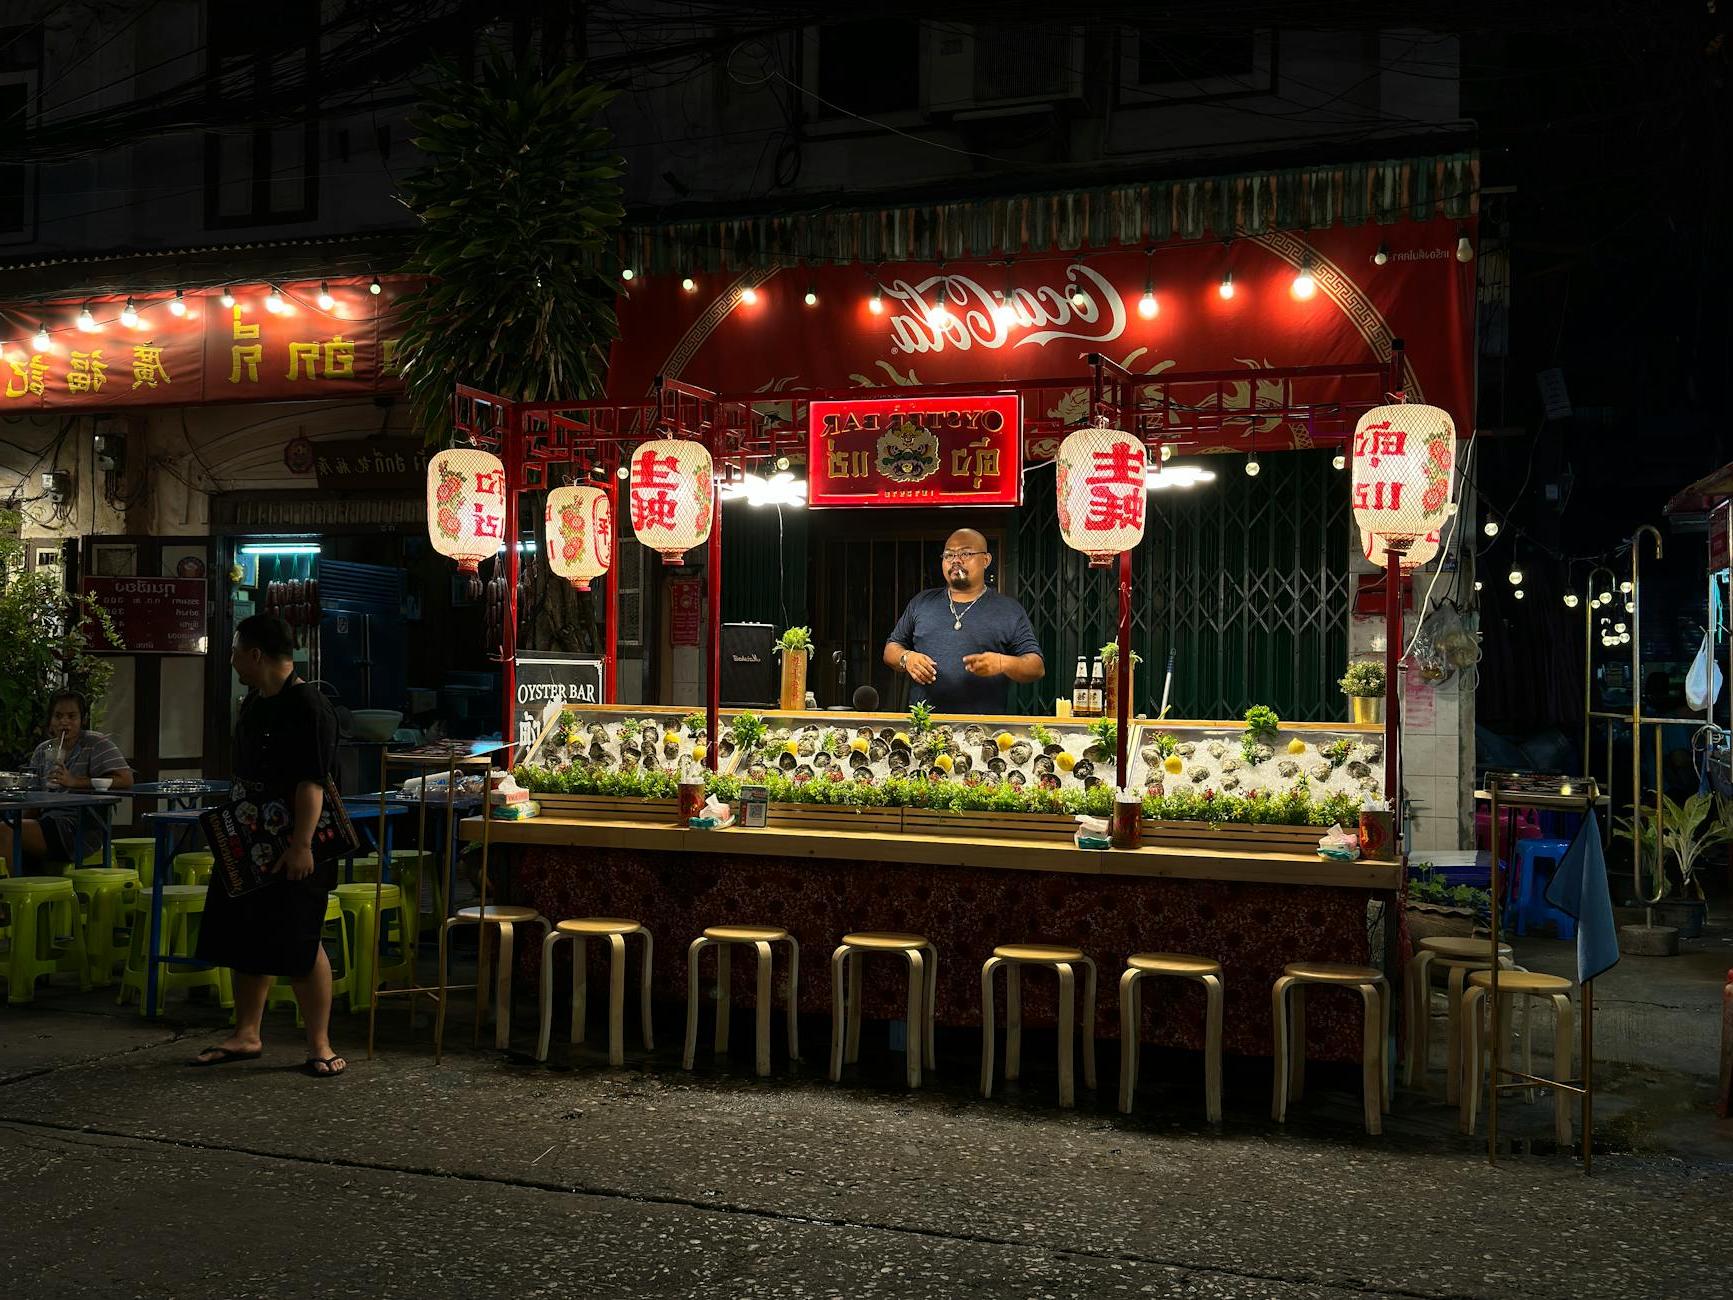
427, 447, 507, 578
628, 438, 713, 564
546, 485, 613, 591
1054, 424, 1147, 566
1350, 401, 1456, 563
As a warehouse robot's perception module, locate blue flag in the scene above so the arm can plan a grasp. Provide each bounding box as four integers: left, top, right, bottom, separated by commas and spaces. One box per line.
1544, 811, 1620, 985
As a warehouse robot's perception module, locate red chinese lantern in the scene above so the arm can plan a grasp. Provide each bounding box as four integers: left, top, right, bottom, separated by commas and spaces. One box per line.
427, 447, 507, 575
1350, 401, 1455, 564
1054, 424, 1147, 566
545, 484, 613, 591
628, 438, 713, 564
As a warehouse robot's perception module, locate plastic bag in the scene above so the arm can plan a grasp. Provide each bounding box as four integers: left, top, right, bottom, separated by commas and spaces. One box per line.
1686, 632, 1723, 711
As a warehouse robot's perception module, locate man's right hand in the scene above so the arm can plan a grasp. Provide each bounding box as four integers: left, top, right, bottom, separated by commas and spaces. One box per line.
903, 651, 938, 685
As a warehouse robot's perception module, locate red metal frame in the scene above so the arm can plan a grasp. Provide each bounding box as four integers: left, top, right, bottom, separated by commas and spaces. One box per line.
451, 346, 1412, 775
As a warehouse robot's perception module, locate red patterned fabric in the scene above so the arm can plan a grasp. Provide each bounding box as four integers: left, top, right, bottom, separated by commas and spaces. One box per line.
512, 845, 1379, 1064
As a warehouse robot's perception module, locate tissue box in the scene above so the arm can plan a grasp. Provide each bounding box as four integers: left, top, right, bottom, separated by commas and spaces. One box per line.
489, 800, 539, 821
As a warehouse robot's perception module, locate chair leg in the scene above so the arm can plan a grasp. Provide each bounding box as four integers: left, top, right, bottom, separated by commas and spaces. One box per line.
476, 920, 493, 1019
1405, 951, 1434, 1088
714, 943, 732, 1055
1055, 962, 1076, 1109
1005, 962, 1023, 1082
1444, 964, 1470, 1103
536, 930, 563, 1062
637, 928, 655, 1051
1271, 975, 1293, 1122
783, 936, 799, 1062
904, 948, 925, 1088
1460, 986, 1486, 1135
571, 935, 588, 1047
1117, 968, 1140, 1114
606, 933, 627, 1067
682, 937, 708, 1070
1288, 984, 1308, 1103
752, 940, 773, 1078
922, 943, 938, 1069
1079, 956, 1098, 1091
829, 946, 849, 1083
1378, 975, 1392, 1114
434, 916, 469, 1065
844, 948, 863, 1065
493, 922, 516, 1051
1358, 982, 1383, 1136
1201, 973, 1224, 1124
979, 957, 999, 1099
1551, 993, 1575, 1147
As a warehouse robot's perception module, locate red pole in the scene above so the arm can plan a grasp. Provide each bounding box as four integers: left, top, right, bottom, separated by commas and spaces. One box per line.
1383, 544, 1404, 838
705, 471, 723, 770
500, 412, 521, 749
604, 462, 620, 704
1115, 547, 1132, 788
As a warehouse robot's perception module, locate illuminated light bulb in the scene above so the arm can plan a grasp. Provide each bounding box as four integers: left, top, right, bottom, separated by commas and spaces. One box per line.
616, 463, 630, 480
1624, 600, 1634, 613
168, 289, 187, 317
774, 456, 791, 472
992, 297, 1016, 327
1615, 621, 1627, 633
368, 275, 382, 295
1621, 632, 1632, 644
1245, 456, 1261, 478
316, 281, 334, 310
1564, 592, 1579, 608
868, 287, 883, 315
620, 266, 635, 281
681, 276, 696, 292
220, 286, 236, 308
1291, 268, 1316, 300
1218, 271, 1235, 300
31, 323, 50, 352
740, 285, 758, 305
1513, 588, 1525, 601
1070, 286, 1088, 308
1445, 500, 1458, 515
926, 303, 950, 328
1159, 444, 1173, 462
1373, 243, 1390, 267
1483, 518, 1500, 537
1456, 231, 1474, 262
264, 287, 284, 314
76, 305, 95, 332
1332, 452, 1346, 470
1620, 580, 1633, 593
1137, 290, 1158, 319
1473, 580, 1484, 591
1508, 567, 1523, 585
120, 298, 139, 328
803, 287, 817, 307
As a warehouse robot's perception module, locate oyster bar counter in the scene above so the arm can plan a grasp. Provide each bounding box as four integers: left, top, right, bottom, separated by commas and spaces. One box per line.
471, 706, 1395, 1063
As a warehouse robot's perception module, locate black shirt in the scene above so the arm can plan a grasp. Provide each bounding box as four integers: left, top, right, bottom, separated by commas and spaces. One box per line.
235, 679, 337, 796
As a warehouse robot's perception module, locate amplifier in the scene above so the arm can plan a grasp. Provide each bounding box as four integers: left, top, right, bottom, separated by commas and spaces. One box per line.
720, 622, 776, 706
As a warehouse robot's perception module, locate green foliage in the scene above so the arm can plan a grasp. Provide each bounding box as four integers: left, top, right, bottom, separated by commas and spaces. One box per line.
1146, 729, 1178, 759
1087, 717, 1117, 755
729, 712, 767, 752
1322, 738, 1354, 766
703, 772, 741, 803
1029, 721, 1058, 748
617, 717, 643, 743
681, 712, 706, 736
775, 626, 813, 656
1141, 781, 1358, 829
1615, 791, 1732, 898
1339, 661, 1386, 697
1243, 705, 1280, 738
908, 701, 934, 735
395, 58, 625, 442
512, 763, 677, 800
1407, 862, 1491, 915
1099, 641, 1142, 666
825, 728, 848, 755
0, 512, 117, 763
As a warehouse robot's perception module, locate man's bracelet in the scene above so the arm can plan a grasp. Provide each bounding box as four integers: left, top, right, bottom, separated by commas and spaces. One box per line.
899, 651, 910, 672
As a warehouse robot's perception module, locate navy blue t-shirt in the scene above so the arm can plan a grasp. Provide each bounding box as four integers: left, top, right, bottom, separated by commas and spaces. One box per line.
887, 587, 1043, 714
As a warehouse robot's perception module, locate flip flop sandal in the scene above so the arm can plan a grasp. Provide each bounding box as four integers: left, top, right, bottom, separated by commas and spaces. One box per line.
189, 1046, 262, 1067
303, 1055, 347, 1078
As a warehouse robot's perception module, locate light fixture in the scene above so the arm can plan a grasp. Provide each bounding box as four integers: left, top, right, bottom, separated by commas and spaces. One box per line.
1138, 249, 1157, 318
1145, 465, 1217, 491
1620, 632, 1632, 644
264, 286, 284, 314
1620, 580, 1633, 593
1624, 600, 1635, 613
620, 266, 635, 281
774, 455, 791, 472
1615, 621, 1627, 633
1483, 518, 1500, 537
120, 298, 139, 328
368, 275, 382, 295
741, 285, 758, 305
1508, 566, 1524, 585
1069, 263, 1088, 309
1373, 243, 1390, 267
1332, 452, 1346, 470
31, 323, 50, 352
1159, 444, 1174, 462
993, 295, 1017, 327
220, 286, 236, 308
1456, 229, 1474, 262
168, 289, 188, 317
76, 304, 95, 332
1513, 588, 1525, 601
1291, 259, 1316, 300
316, 281, 334, 310
869, 285, 884, 315
681, 275, 696, 292
1564, 592, 1579, 608
239, 542, 322, 556
1245, 455, 1261, 478
926, 302, 950, 328
803, 285, 817, 307
719, 470, 808, 509
1473, 580, 1484, 591
616, 463, 630, 480
1138, 288, 1158, 319
1218, 270, 1235, 300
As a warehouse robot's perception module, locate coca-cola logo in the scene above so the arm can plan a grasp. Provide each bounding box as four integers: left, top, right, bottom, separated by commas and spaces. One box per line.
883, 265, 1126, 356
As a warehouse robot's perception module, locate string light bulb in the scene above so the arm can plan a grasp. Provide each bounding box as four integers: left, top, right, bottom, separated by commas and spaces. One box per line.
264, 287, 284, 314
76, 304, 95, 332
616, 463, 630, 480
1373, 243, 1390, 267
1564, 592, 1579, 608
368, 275, 382, 296
1291, 258, 1316, 300
1615, 622, 1627, 633
1620, 580, 1633, 593
1218, 270, 1234, 300
1332, 452, 1346, 470
1245, 455, 1261, 478
620, 266, 635, 281
168, 289, 188, 317
681, 275, 696, 292
993, 295, 1016, 327
31, 323, 50, 352
1508, 566, 1524, 585
1513, 588, 1525, 601
1159, 444, 1173, 462
220, 286, 235, 308
1069, 262, 1088, 309
1138, 287, 1158, 319
120, 298, 139, 328
740, 285, 758, 305
926, 302, 950, 327
868, 286, 883, 315
316, 281, 334, 310
1138, 250, 1157, 318
1473, 580, 1484, 592
1456, 229, 1474, 262
803, 285, 817, 307
1483, 518, 1500, 537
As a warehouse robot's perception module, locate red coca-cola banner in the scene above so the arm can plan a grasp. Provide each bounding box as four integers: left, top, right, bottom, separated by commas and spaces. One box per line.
607, 216, 1475, 448
808, 394, 1021, 508
0, 276, 413, 410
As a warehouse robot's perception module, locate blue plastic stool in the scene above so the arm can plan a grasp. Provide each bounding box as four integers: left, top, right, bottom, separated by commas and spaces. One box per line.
1511, 839, 1576, 939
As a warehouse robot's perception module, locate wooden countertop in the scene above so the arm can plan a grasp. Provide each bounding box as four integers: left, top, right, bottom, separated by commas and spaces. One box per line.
460, 815, 1400, 891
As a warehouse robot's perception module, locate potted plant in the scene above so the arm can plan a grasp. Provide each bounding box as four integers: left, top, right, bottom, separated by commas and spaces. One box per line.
1614, 791, 1730, 939
1099, 641, 1141, 718
775, 626, 813, 711
1339, 661, 1386, 726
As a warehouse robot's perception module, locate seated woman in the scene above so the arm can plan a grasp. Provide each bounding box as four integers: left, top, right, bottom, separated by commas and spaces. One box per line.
7, 690, 133, 873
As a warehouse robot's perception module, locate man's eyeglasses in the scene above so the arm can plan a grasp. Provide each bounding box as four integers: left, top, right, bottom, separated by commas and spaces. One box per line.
942, 549, 986, 562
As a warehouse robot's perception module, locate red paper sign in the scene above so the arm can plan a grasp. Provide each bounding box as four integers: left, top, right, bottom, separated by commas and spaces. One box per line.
668, 576, 704, 647
82, 576, 208, 655
807, 394, 1022, 508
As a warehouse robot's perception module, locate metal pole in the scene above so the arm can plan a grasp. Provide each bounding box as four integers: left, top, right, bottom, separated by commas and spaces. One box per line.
1582, 977, 1594, 1174
1487, 779, 1502, 1163
501, 410, 523, 744
1115, 548, 1132, 786
605, 462, 620, 704
705, 469, 723, 770
1383, 545, 1404, 824
1631, 527, 1664, 915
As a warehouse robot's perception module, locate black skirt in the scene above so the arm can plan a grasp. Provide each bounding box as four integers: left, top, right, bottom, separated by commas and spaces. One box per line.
194, 860, 338, 977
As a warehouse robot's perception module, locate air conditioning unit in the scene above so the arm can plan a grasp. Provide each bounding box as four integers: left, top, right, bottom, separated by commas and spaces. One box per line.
921, 22, 1086, 117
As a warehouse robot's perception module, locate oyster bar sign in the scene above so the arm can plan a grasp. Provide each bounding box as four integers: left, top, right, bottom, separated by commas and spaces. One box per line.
807, 394, 1022, 507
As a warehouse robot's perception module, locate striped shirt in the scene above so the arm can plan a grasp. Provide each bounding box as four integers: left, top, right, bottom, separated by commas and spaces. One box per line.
29, 730, 129, 788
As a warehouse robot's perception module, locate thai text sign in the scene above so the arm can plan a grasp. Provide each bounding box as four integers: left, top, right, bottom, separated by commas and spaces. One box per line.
312, 438, 428, 490
82, 576, 208, 654
807, 394, 1022, 508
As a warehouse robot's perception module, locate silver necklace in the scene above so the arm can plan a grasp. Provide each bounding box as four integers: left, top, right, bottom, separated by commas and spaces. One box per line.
948, 591, 984, 631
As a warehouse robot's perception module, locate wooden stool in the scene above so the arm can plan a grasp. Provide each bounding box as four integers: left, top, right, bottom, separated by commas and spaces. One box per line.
1405, 936, 1513, 1099
434, 904, 550, 1052
829, 931, 937, 1088
538, 917, 654, 1067
1272, 961, 1390, 1135
682, 924, 800, 1077
1459, 968, 1575, 1144
980, 943, 1097, 1108
1118, 952, 1224, 1122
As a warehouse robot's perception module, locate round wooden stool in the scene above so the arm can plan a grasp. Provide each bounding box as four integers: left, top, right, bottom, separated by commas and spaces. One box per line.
829, 931, 937, 1088
1272, 961, 1390, 1135
1459, 968, 1575, 1144
1405, 936, 1513, 1098
1118, 952, 1224, 1122
538, 917, 654, 1067
980, 942, 1097, 1108
683, 924, 800, 1077
435, 903, 550, 1054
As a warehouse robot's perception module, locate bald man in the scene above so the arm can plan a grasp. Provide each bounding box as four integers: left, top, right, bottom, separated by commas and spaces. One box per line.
884, 528, 1045, 714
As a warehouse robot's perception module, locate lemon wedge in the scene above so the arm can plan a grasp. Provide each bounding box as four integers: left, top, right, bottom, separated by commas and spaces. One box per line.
850, 737, 870, 754
996, 732, 1015, 751
934, 753, 954, 773
1056, 751, 1076, 772
784, 740, 799, 756
1164, 754, 1184, 774
1287, 738, 1307, 755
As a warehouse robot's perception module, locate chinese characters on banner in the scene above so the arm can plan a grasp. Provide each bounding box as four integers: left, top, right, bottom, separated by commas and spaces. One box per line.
806, 394, 1022, 507
0, 277, 412, 410
1054, 425, 1147, 564
1349, 402, 1456, 567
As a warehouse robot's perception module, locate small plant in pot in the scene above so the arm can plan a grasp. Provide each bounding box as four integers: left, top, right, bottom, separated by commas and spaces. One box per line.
1614, 791, 1730, 939
775, 626, 813, 712
1339, 661, 1386, 725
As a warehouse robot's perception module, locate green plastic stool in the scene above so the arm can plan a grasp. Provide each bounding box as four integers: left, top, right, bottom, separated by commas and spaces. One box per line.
0, 877, 90, 1003
260, 893, 353, 1028
117, 884, 231, 1014
111, 838, 157, 886
334, 883, 412, 1012
346, 851, 434, 947
174, 851, 215, 887
69, 867, 140, 988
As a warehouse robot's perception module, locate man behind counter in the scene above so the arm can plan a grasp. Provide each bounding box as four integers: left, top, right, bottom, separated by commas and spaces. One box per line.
883, 528, 1044, 714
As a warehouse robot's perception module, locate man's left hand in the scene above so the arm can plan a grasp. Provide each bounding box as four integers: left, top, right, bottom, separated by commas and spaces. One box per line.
275, 843, 316, 881
962, 652, 1003, 677
47, 764, 81, 790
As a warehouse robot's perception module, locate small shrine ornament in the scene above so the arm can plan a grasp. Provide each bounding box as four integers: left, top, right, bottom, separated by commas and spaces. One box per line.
545, 484, 613, 591
1055, 421, 1147, 565
628, 437, 714, 564
426, 447, 507, 575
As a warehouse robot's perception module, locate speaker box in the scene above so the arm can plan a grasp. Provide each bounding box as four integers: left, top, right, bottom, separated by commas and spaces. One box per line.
720, 622, 776, 706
